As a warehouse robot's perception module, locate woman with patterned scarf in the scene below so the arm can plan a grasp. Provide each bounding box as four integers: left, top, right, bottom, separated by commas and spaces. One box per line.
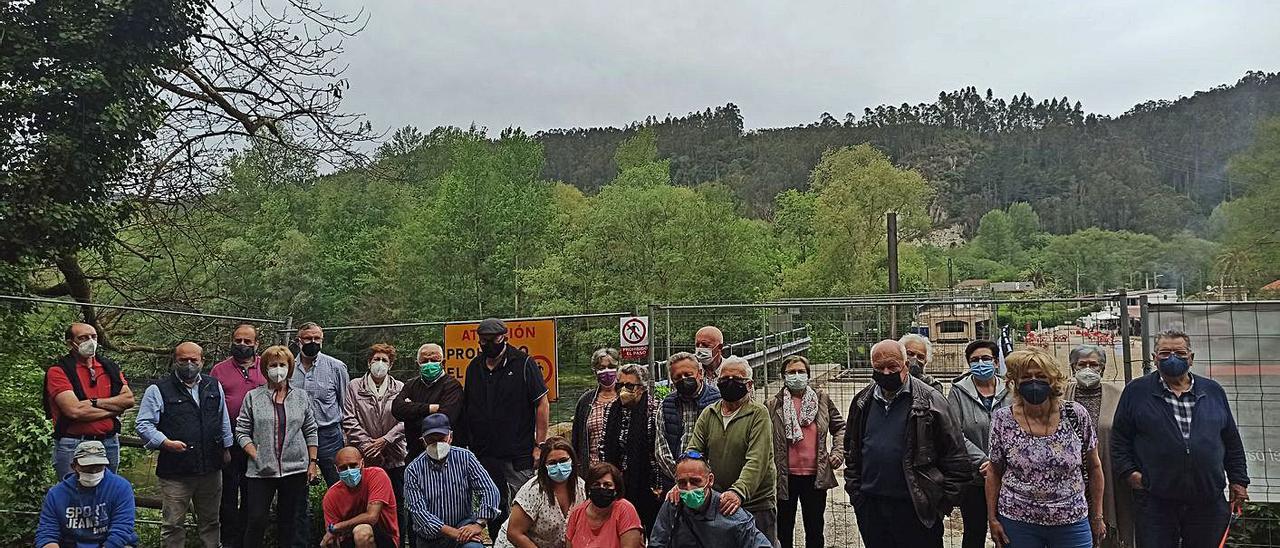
767, 355, 846, 548
599, 363, 670, 535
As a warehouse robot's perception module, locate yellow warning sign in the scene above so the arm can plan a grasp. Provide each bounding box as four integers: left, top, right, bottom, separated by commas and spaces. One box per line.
443, 319, 559, 401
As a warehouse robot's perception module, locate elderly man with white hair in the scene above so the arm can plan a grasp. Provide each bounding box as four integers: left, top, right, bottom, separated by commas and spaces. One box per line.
898, 333, 945, 393
391, 343, 463, 461
682, 355, 779, 546
844, 339, 972, 548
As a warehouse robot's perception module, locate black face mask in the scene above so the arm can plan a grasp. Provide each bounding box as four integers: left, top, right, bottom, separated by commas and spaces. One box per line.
675, 377, 700, 398
175, 362, 201, 383
1018, 379, 1052, 405
230, 344, 256, 361
872, 370, 904, 393
588, 487, 617, 508
480, 340, 505, 359
717, 378, 749, 402
300, 341, 321, 358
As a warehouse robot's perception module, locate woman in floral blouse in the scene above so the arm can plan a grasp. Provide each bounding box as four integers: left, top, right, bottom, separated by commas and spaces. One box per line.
986, 349, 1105, 548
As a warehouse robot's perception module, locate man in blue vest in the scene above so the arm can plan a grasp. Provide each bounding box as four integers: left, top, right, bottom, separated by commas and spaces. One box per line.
658, 352, 721, 478
136, 341, 234, 548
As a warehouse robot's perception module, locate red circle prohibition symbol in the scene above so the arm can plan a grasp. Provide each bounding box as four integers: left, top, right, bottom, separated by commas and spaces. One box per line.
622, 318, 647, 345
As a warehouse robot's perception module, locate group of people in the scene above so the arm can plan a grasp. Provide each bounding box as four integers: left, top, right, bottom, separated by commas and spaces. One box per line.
35, 317, 1249, 548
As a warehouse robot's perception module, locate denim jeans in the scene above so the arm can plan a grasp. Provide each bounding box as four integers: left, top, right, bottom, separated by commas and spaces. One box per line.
53, 435, 119, 480
1133, 491, 1229, 548
998, 516, 1092, 548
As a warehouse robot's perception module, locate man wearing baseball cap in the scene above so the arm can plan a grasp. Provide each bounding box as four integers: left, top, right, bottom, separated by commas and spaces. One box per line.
36, 440, 140, 548
456, 318, 549, 539
403, 414, 500, 548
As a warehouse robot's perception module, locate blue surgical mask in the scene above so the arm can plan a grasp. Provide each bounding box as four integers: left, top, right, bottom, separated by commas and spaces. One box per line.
784, 373, 809, 391
1158, 354, 1190, 377
546, 460, 573, 483
969, 359, 996, 381
338, 467, 362, 488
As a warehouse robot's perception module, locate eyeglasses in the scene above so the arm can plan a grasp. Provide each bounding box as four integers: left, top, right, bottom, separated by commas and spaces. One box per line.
1155, 351, 1191, 359
616, 383, 643, 391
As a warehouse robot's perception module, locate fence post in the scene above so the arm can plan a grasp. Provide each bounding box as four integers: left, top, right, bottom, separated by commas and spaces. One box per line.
647, 304, 658, 379
1139, 296, 1151, 376
281, 316, 294, 345
1118, 291, 1132, 383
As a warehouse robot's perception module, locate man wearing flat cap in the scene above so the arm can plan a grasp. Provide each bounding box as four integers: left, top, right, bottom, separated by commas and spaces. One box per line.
456, 318, 549, 539
36, 440, 140, 548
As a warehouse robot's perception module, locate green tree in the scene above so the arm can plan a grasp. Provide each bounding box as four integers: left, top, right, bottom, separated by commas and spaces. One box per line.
779, 145, 933, 296
1216, 116, 1280, 288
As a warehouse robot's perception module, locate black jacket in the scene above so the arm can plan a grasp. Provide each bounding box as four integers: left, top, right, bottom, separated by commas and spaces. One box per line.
843, 376, 973, 528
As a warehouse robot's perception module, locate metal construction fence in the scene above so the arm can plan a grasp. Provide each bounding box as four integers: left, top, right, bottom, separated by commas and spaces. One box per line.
5, 293, 1280, 546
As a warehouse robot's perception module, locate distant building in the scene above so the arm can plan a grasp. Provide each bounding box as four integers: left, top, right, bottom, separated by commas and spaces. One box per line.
955, 279, 990, 290
1124, 288, 1179, 306
991, 281, 1035, 294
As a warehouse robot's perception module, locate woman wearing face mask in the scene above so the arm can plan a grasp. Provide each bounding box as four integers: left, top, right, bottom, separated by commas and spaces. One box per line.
572, 348, 621, 475
566, 462, 644, 548
599, 363, 667, 533
236, 345, 319, 548
946, 340, 1013, 548
1063, 345, 1131, 548
986, 349, 1105, 548
341, 343, 408, 537
767, 355, 845, 548
498, 437, 586, 548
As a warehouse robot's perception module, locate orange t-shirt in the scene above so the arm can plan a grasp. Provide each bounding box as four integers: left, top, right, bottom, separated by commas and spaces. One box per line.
45, 358, 128, 436
565, 499, 642, 548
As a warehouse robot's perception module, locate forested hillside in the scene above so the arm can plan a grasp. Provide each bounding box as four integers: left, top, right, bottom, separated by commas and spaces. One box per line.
539, 71, 1280, 236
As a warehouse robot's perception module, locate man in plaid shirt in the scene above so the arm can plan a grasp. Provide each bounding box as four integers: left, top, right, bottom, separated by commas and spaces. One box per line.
1112, 329, 1250, 548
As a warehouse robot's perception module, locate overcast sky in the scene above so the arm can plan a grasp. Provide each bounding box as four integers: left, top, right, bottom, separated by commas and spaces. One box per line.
324, 0, 1278, 135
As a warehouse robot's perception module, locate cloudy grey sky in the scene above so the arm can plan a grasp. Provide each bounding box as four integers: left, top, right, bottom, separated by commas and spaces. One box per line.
326, 0, 1278, 134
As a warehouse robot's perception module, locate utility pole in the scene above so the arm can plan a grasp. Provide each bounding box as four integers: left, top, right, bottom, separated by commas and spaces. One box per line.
887, 213, 900, 339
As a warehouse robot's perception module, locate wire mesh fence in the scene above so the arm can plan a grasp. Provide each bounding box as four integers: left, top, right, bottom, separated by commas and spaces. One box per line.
7, 293, 1280, 546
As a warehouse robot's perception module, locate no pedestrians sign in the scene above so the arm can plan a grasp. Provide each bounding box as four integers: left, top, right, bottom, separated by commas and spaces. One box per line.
620, 316, 649, 360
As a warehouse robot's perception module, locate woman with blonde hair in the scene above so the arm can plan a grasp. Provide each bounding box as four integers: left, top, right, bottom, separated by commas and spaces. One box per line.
986, 349, 1104, 548
236, 345, 318, 548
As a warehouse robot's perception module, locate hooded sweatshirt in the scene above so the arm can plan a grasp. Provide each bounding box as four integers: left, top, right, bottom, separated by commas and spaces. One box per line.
36, 470, 139, 548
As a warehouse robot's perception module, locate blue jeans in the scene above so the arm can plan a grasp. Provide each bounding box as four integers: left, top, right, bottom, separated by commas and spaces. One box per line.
316, 424, 344, 487
52, 435, 119, 480
998, 516, 1092, 548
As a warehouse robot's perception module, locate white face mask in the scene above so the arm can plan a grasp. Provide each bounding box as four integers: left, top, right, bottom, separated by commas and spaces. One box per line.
694, 347, 714, 365
267, 366, 289, 383
1074, 367, 1102, 389
369, 360, 390, 379
78, 470, 104, 487
76, 339, 98, 358
425, 441, 451, 460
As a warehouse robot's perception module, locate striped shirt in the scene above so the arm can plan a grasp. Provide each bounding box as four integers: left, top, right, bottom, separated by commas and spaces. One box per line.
403, 446, 500, 540
1158, 375, 1197, 440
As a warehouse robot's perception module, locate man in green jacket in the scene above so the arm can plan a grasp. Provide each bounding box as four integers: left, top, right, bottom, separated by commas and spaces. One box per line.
685, 356, 778, 547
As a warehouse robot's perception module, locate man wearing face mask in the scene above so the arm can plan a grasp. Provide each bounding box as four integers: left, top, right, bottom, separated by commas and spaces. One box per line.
44, 322, 135, 480
136, 342, 234, 548
681, 356, 778, 546
457, 318, 550, 540
659, 352, 721, 476
321, 447, 400, 548
1112, 329, 1249, 548
342, 343, 408, 542
291, 321, 351, 488
404, 414, 501, 548
209, 323, 265, 548
898, 334, 944, 394
693, 326, 725, 381
844, 340, 971, 548
36, 441, 140, 548
392, 343, 464, 463
650, 454, 772, 548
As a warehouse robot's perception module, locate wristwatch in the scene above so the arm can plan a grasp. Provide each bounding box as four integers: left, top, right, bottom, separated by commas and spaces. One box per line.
327, 523, 337, 534
310, 458, 319, 465
90, 399, 98, 408
475, 519, 488, 529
